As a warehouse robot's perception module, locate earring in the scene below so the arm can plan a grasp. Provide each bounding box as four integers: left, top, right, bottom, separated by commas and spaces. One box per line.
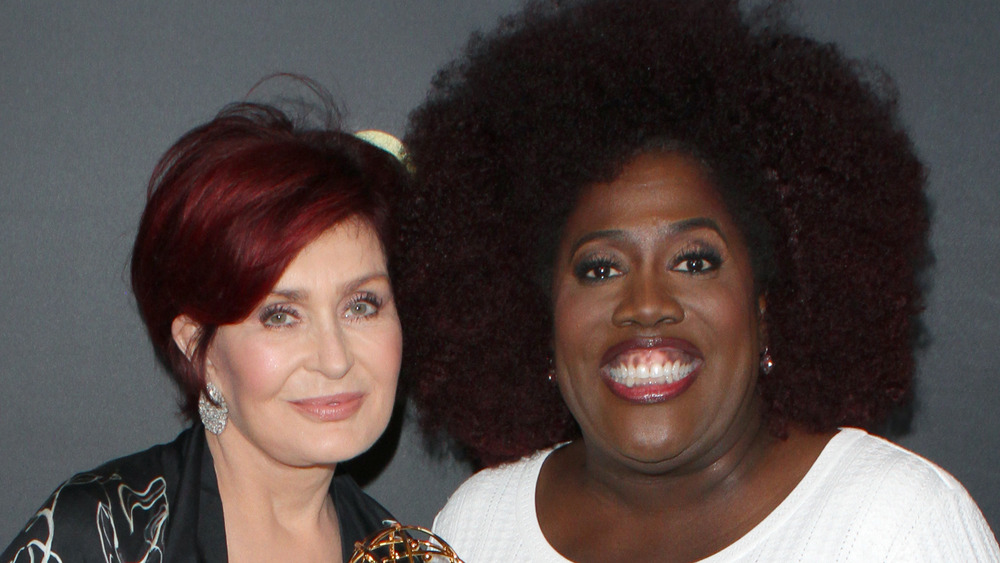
759, 347, 774, 376
546, 357, 556, 383
199, 382, 229, 435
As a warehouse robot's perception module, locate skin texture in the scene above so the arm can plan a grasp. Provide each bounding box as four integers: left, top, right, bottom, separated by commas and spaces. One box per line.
537, 152, 833, 562
398, 0, 927, 465
172, 219, 402, 562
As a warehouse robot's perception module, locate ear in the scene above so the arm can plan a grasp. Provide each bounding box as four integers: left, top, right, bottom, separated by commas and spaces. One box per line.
171, 315, 201, 362
756, 293, 768, 346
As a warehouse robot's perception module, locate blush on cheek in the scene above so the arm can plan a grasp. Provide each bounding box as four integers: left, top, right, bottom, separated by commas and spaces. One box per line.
260, 352, 285, 373
209, 333, 291, 401
365, 324, 403, 379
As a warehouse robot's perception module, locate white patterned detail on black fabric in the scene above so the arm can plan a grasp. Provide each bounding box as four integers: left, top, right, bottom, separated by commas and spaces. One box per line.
5, 473, 169, 563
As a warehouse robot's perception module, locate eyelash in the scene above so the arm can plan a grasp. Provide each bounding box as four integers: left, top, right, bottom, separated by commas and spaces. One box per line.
672, 245, 723, 274
259, 304, 299, 328
257, 291, 385, 328
574, 256, 624, 283
344, 291, 384, 319
572, 245, 723, 282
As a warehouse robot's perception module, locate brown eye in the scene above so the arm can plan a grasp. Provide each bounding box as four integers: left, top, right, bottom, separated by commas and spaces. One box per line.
671, 248, 722, 274
574, 258, 623, 282
588, 264, 619, 279
678, 258, 707, 273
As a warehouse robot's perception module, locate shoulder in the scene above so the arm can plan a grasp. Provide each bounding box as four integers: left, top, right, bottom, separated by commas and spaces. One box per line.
2, 428, 198, 563
433, 448, 554, 559
829, 428, 978, 501
436, 448, 550, 527
91, 425, 197, 480
804, 428, 999, 559
2, 469, 170, 563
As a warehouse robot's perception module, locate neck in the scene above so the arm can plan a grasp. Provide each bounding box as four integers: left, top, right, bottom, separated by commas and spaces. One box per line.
579, 403, 775, 515
206, 428, 337, 529
536, 399, 834, 562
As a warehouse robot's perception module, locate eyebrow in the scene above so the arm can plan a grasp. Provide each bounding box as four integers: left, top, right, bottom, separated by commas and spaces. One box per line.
267, 272, 391, 301
568, 217, 727, 256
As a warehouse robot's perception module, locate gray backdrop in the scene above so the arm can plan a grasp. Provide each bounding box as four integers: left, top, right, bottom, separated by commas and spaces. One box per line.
2, 0, 997, 547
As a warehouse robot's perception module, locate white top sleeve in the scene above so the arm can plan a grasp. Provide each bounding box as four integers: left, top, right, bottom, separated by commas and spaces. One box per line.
432, 429, 999, 562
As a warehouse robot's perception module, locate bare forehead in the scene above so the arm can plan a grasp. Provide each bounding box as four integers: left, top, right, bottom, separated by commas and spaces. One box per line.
568, 152, 731, 229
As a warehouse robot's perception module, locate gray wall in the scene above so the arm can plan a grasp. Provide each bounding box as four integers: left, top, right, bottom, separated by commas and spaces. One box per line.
1, 0, 997, 547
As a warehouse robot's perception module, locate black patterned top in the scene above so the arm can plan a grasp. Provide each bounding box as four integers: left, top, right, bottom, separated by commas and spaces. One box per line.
2, 425, 393, 562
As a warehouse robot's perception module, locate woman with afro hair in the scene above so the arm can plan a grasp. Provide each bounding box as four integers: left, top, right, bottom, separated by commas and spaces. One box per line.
395, 0, 999, 560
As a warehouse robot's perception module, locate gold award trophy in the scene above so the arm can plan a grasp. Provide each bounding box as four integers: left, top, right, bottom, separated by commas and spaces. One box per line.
350, 521, 465, 562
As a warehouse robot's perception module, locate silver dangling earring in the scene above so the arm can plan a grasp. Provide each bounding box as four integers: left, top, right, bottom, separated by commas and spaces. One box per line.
759, 347, 774, 376
199, 382, 229, 435
546, 357, 556, 383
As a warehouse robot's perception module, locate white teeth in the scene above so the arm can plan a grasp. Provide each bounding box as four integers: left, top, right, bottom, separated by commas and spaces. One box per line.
608, 361, 697, 387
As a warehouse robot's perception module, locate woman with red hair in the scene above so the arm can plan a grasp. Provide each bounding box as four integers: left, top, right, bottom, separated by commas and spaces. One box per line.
3, 102, 407, 562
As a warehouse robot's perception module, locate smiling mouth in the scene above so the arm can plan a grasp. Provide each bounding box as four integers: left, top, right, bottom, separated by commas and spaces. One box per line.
606, 355, 700, 388
290, 393, 364, 422
598, 338, 703, 403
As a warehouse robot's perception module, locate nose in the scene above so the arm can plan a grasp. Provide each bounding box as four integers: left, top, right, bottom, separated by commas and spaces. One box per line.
611, 269, 684, 327
309, 322, 354, 379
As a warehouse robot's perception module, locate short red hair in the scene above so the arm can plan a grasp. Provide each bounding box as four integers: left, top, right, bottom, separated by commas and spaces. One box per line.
131, 102, 405, 420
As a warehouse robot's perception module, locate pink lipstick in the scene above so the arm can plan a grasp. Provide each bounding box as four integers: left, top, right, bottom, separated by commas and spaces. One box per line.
290, 393, 364, 422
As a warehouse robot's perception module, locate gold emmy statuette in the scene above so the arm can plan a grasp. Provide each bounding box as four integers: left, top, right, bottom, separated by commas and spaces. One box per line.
350, 521, 465, 563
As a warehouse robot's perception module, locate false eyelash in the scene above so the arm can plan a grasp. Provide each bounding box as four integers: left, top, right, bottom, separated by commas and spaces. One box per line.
258, 303, 299, 326
573, 255, 623, 282
345, 291, 385, 318
350, 291, 384, 307
673, 244, 723, 272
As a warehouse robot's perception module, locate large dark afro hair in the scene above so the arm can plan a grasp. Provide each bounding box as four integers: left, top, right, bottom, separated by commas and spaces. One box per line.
394, 0, 928, 466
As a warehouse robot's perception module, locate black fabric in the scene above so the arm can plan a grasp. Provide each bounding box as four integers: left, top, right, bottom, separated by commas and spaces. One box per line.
1, 426, 393, 562
332, 470, 394, 562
